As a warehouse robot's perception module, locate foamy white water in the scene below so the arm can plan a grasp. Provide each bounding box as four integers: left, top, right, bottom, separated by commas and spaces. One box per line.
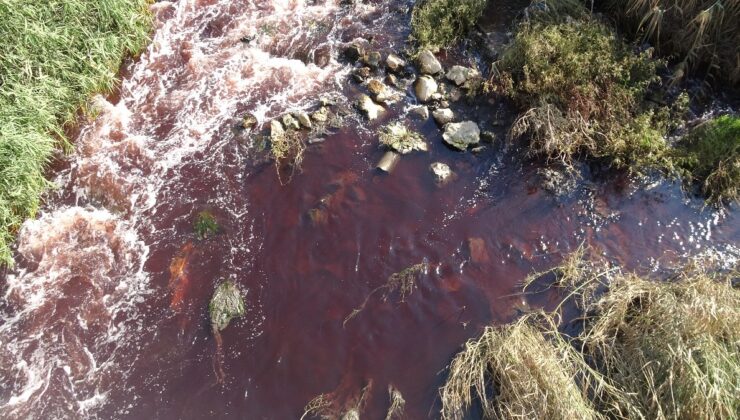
0, 0, 400, 417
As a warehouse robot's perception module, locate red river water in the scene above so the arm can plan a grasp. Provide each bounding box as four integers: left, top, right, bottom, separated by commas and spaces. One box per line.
1, 0, 737, 418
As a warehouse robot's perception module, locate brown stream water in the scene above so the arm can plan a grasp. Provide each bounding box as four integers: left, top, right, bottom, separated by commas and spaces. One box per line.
1, 0, 738, 418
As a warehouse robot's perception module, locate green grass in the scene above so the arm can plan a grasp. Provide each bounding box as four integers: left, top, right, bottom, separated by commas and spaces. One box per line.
496, 5, 668, 169
673, 115, 740, 205
410, 0, 487, 50
0, 0, 151, 265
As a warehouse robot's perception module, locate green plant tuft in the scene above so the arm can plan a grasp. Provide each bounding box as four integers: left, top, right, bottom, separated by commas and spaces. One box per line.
0, 0, 151, 265
410, 0, 487, 50
497, 9, 667, 169
194, 211, 219, 239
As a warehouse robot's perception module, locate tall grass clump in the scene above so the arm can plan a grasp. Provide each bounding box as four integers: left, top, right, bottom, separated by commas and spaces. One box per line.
0, 1, 151, 265
673, 115, 740, 205
441, 250, 740, 419
410, 0, 487, 50
496, 2, 668, 169
603, 0, 740, 84
440, 313, 603, 420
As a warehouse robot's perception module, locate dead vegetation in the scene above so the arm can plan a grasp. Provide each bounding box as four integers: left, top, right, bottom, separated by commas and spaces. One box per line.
441, 249, 740, 419
343, 262, 428, 327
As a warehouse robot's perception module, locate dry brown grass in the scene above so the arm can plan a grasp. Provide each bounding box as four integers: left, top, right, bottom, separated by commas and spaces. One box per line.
440, 313, 604, 420
607, 0, 740, 84
441, 249, 740, 420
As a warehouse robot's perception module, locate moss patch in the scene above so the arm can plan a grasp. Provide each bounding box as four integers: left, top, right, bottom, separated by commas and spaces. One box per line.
209, 281, 246, 332
497, 9, 667, 169
674, 115, 740, 205
410, 0, 486, 50
0, 0, 151, 265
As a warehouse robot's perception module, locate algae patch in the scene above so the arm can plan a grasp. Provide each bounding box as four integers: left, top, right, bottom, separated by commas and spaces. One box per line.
209, 281, 246, 332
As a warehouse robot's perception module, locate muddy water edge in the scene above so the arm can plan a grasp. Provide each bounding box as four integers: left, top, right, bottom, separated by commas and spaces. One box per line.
1, 0, 738, 419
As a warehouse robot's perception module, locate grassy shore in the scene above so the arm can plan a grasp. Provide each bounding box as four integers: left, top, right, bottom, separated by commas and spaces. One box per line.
441, 251, 739, 419
0, 1, 151, 265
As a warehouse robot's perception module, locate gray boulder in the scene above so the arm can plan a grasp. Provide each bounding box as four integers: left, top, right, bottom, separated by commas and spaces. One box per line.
414, 75, 438, 102
432, 108, 454, 125
442, 121, 481, 150
209, 281, 246, 332
417, 50, 442, 74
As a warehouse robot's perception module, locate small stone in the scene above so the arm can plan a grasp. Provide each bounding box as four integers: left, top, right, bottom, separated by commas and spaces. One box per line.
442, 121, 481, 150
281, 114, 300, 130
430, 162, 453, 184
270, 120, 285, 142
385, 74, 399, 87
414, 75, 438, 102
295, 111, 312, 129
367, 79, 385, 96
376, 150, 401, 173
439, 100, 450, 108
471, 145, 486, 154
312, 107, 330, 123
209, 281, 246, 332
386, 53, 405, 72
410, 106, 429, 120
357, 94, 385, 120
344, 42, 364, 62
417, 50, 442, 74
319, 97, 335, 107
432, 108, 454, 125
352, 67, 371, 82
361, 51, 382, 69
242, 113, 258, 129
308, 137, 325, 145
446, 65, 480, 86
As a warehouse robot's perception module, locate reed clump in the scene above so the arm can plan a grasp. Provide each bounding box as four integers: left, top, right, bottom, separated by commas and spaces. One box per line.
603, 0, 740, 85
0, 0, 151, 265
441, 251, 740, 420
496, 2, 668, 170
410, 0, 487, 50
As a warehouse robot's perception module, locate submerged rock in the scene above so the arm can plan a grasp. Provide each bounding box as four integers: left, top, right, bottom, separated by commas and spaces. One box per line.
242, 113, 258, 130
357, 94, 385, 120
446, 65, 480, 86
417, 50, 442, 74
410, 106, 429, 120
209, 281, 246, 332
376, 150, 401, 173
430, 162, 453, 184
442, 121, 480, 150
386, 53, 405, 72
414, 75, 438, 102
432, 108, 454, 125
362, 51, 382, 69
467, 237, 491, 264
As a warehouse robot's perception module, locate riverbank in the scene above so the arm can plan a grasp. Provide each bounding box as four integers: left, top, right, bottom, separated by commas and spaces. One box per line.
0, 0, 151, 265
